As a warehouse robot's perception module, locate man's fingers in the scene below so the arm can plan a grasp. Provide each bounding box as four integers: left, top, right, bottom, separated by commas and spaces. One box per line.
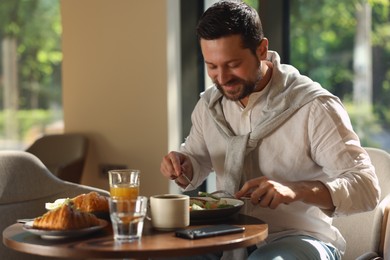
168, 152, 183, 176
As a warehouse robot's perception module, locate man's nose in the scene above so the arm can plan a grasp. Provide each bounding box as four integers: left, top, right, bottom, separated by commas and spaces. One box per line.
216, 68, 231, 85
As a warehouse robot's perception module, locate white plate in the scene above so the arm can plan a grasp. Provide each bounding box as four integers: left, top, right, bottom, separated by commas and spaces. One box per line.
23, 219, 108, 239
190, 197, 244, 222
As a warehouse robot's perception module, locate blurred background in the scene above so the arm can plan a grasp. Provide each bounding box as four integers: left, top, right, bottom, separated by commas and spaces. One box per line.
0, 0, 389, 194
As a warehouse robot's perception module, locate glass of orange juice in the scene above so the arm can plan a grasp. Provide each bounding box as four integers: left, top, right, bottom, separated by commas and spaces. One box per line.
109, 169, 140, 200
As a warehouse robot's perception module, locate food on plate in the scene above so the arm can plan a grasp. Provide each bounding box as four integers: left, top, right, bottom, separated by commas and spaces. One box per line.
197, 191, 221, 200
45, 192, 109, 213
32, 192, 108, 231
72, 191, 109, 213
189, 198, 234, 211
45, 198, 70, 211
33, 202, 100, 230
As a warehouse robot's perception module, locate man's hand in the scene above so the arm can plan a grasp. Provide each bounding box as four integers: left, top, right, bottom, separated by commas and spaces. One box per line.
160, 151, 193, 187
235, 176, 335, 210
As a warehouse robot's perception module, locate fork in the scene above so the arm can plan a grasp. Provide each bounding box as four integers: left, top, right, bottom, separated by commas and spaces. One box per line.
198, 190, 236, 199
181, 173, 196, 188
209, 190, 235, 198
198, 190, 252, 200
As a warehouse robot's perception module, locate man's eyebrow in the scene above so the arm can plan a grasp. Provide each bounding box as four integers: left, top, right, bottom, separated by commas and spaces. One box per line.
204, 58, 242, 65
204, 61, 216, 66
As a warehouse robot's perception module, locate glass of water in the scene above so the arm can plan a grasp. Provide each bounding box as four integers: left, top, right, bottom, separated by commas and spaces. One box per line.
109, 196, 148, 242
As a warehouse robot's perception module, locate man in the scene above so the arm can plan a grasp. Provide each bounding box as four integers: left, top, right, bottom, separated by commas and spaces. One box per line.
160, 1, 380, 259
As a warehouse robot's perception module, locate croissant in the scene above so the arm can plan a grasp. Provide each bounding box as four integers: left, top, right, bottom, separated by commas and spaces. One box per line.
71, 191, 109, 213
33, 202, 100, 230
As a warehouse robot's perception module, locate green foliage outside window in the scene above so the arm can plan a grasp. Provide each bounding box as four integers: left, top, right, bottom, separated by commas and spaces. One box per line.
0, 0, 62, 148
290, 0, 390, 150
244, 0, 259, 10
0, 109, 55, 139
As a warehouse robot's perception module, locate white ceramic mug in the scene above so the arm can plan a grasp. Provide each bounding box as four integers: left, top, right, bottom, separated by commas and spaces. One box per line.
149, 194, 190, 230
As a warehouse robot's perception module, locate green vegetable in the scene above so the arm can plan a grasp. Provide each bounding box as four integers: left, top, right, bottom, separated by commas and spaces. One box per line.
204, 201, 213, 209
197, 191, 220, 200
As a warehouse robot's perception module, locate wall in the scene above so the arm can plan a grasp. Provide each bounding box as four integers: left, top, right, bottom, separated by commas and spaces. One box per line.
61, 0, 170, 196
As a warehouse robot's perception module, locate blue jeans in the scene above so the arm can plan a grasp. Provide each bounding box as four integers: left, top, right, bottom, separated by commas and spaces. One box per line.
152, 235, 341, 260
247, 235, 341, 260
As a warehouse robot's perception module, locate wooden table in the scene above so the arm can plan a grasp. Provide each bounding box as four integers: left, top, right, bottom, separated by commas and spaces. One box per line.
3, 214, 268, 259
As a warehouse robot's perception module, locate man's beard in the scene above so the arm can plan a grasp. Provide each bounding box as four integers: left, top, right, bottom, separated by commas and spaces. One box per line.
214, 68, 262, 101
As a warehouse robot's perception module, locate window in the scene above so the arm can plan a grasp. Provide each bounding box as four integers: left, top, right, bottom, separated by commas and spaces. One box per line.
0, 0, 63, 150
289, 0, 390, 150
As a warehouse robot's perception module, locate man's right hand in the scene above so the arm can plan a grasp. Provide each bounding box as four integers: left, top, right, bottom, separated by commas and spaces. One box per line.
160, 151, 194, 186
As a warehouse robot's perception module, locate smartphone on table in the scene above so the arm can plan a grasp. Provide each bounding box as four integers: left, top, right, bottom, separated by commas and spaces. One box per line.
175, 224, 245, 239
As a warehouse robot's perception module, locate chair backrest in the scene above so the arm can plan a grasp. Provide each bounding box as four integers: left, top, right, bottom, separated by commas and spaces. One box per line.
26, 133, 88, 183
333, 147, 390, 259
0, 151, 109, 260
383, 205, 390, 260
380, 198, 390, 260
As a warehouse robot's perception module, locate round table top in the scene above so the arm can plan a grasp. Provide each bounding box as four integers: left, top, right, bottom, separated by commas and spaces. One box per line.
3, 214, 268, 259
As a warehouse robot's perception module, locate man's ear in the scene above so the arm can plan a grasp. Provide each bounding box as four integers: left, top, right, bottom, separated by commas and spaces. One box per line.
256, 38, 269, 60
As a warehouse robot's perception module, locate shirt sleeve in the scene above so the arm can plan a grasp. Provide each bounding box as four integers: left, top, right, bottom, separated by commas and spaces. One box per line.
178, 99, 214, 190
309, 97, 380, 216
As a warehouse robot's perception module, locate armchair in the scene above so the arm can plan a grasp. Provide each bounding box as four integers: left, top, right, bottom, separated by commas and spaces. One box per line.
333, 147, 390, 260
26, 133, 88, 183
0, 151, 109, 260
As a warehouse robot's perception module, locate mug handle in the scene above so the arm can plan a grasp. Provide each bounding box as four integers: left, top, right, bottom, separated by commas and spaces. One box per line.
146, 199, 152, 221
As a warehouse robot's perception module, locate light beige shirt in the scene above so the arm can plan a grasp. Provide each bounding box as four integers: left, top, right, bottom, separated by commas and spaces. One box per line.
179, 51, 380, 253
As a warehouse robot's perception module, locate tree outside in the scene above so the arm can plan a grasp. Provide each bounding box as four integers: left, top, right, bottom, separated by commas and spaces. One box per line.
289, 0, 390, 150
1, 0, 389, 151
0, 0, 62, 149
